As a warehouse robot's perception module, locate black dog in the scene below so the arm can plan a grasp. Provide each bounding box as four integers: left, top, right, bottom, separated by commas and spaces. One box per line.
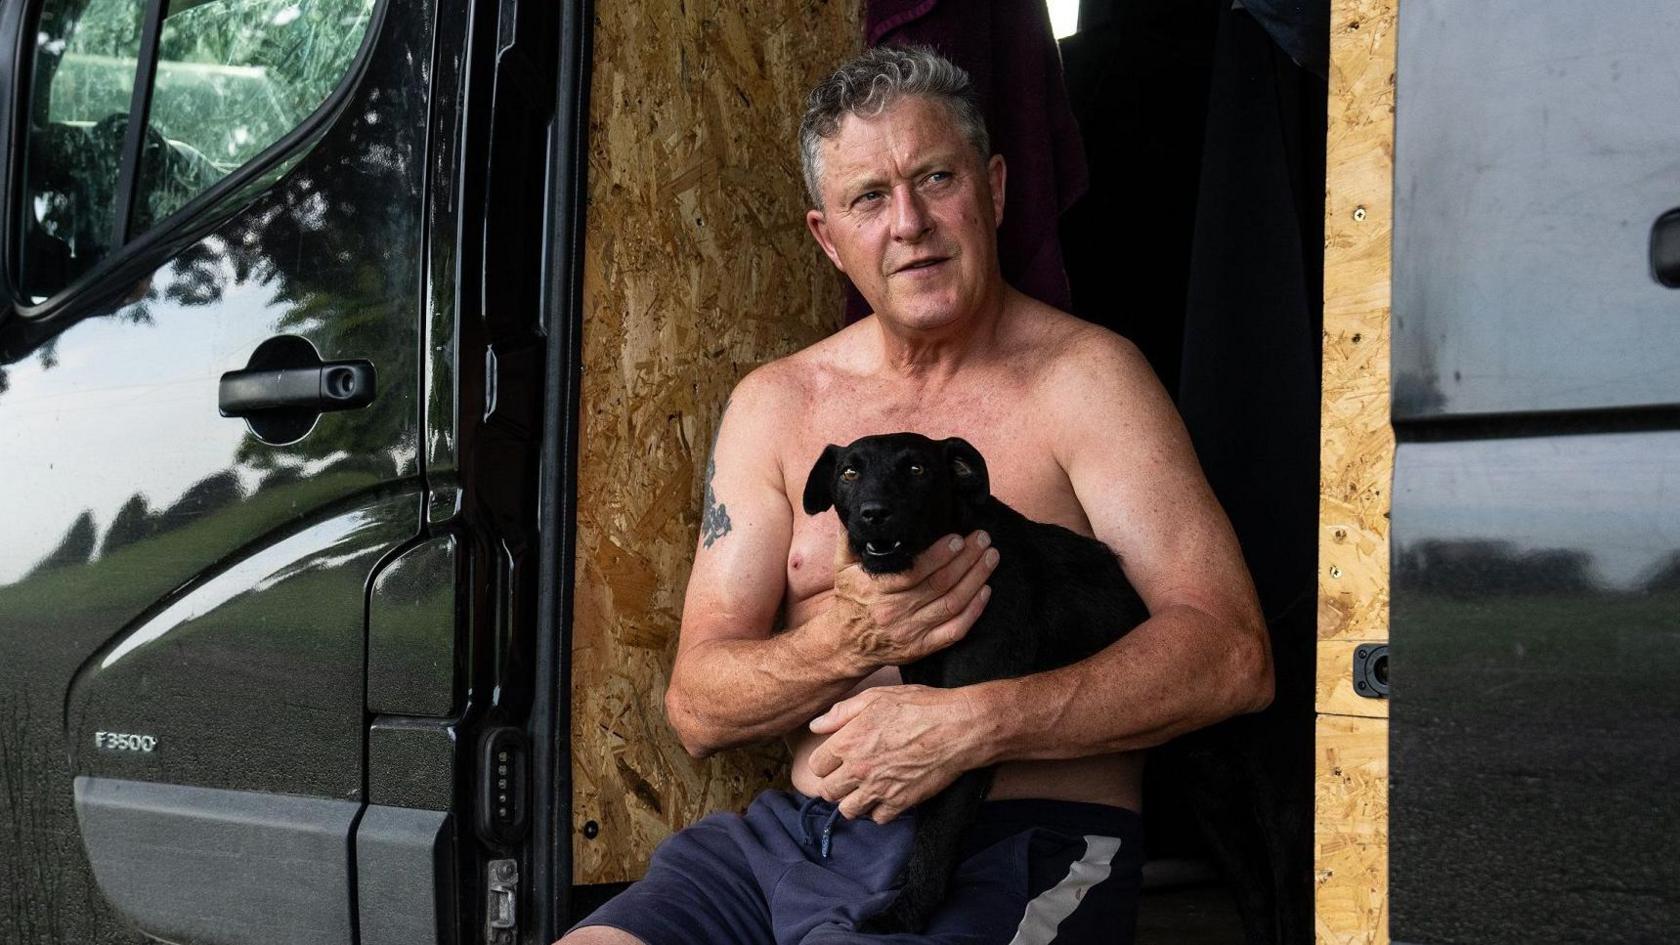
802, 432, 1149, 934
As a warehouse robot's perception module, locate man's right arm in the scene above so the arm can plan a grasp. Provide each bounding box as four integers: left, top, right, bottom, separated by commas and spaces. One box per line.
664, 367, 994, 757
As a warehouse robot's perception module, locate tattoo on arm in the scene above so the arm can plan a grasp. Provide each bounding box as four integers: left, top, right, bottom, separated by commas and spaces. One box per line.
700, 398, 733, 548
701, 457, 733, 548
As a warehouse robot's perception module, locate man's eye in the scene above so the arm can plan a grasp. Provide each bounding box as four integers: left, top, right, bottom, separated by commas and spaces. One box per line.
908, 465, 925, 476
925, 172, 952, 185
853, 191, 882, 207
841, 468, 859, 481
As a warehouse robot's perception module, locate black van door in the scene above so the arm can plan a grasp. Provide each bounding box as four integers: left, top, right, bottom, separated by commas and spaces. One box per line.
1390, 2, 1680, 942
0, 0, 501, 940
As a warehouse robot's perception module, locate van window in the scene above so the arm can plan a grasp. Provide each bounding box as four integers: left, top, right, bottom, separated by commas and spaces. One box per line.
18, 0, 143, 301
16, 0, 377, 304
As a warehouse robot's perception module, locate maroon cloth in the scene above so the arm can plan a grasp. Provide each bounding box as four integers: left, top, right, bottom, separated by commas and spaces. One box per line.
843, 0, 1089, 321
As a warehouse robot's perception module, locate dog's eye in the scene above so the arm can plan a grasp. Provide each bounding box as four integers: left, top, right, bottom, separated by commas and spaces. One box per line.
841, 468, 858, 481
909, 464, 925, 476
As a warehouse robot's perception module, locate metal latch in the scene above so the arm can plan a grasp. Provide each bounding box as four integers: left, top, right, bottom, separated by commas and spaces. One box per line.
485, 858, 518, 944
1352, 643, 1389, 698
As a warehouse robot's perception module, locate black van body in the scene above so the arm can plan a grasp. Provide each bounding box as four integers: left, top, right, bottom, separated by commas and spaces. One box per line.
3, 0, 1678, 942
0, 0, 589, 940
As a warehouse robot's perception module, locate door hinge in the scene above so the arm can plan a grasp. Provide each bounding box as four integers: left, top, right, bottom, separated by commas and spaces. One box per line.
485, 858, 518, 944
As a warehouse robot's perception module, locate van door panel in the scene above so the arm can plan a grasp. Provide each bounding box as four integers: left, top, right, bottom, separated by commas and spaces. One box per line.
1392, 2, 1680, 941
65, 490, 419, 795
0, 0, 443, 938
1393, 0, 1680, 419
74, 776, 361, 945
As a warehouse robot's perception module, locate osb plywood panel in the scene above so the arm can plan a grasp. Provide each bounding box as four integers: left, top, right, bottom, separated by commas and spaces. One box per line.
1316, 714, 1389, 945
1317, 0, 1395, 942
1319, 0, 1396, 646
1316, 640, 1388, 719
571, 0, 859, 883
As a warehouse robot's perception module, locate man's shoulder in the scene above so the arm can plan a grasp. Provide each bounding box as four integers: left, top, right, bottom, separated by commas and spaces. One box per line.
734, 320, 868, 403
1009, 299, 1153, 398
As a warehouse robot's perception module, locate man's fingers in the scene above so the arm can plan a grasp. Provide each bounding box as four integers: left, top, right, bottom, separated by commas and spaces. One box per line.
916, 543, 997, 625
837, 791, 876, 821
924, 584, 992, 652
902, 533, 967, 588
817, 770, 859, 803
870, 803, 903, 825
809, 691, 872, 735
808, 745, 841, 778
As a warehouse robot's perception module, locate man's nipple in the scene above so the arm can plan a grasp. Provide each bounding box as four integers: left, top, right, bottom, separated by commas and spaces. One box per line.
790, 553, 803, 570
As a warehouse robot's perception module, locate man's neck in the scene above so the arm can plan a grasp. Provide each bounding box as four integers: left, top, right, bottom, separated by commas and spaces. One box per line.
870, 283, 1011, 383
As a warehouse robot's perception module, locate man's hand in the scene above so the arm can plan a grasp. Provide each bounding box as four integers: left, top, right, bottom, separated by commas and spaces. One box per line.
806, 684, 992, 823
826, 530, 998, 672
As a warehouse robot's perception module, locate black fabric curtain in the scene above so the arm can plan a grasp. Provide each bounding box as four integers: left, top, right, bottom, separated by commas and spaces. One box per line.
1062, 3, 1326, 943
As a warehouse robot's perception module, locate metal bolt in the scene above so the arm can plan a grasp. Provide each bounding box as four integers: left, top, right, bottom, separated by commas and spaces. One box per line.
583, 820, 600, 839
1353, 206, 1367, 221
495, 861, 515, 880
1329, 565, 1343, 578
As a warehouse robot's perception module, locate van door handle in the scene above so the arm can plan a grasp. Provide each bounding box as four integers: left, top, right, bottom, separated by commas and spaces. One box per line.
218, 361, 376, 417
1651, 207, 1680, 287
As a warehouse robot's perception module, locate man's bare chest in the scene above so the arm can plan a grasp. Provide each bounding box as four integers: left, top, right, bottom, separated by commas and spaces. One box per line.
778, 391, 1094, 617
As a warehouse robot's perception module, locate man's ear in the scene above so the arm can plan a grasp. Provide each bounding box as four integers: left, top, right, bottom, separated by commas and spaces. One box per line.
942, 437, 990, 503
802, 444, 843, 515
987, 154, 1006, 229
806, 208, 846, 272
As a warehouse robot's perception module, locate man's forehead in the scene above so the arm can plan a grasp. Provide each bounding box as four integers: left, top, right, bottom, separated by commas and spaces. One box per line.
821, 97, 970, 171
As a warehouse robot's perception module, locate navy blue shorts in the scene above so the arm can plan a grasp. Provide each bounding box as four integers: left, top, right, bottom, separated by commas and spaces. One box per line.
571, 789, 1143, 944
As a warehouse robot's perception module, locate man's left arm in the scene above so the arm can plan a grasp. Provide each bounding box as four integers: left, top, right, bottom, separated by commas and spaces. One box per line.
809, 331, 1271, 819
970, 330, 1273, 762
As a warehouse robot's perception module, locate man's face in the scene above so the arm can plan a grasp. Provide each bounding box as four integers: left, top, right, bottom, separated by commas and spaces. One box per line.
805, 96, 1006, 332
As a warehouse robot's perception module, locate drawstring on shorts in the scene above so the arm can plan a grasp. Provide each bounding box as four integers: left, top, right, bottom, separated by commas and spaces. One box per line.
797, 794, 844, 858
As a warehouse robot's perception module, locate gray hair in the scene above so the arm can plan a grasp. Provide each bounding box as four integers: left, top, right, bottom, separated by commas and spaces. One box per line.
798, 45, 990, 207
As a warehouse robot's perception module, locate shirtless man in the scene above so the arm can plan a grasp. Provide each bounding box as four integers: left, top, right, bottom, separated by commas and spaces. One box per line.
562, 46, 1271, 944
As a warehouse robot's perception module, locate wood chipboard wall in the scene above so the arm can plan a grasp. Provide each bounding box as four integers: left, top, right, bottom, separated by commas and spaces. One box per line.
1318, 0, 1395, 941
571, 0, 860, 884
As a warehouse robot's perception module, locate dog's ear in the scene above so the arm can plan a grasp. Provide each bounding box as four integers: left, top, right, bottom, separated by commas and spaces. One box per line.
802, 444, 843, 515
941, 437, 990, 503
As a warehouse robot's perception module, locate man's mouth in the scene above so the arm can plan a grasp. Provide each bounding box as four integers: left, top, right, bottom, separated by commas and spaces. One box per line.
863, 540, 904, 557
893, 256, 949, 275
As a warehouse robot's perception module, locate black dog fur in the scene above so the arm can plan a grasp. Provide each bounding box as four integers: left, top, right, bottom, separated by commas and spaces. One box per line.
802, 432, 1150, 934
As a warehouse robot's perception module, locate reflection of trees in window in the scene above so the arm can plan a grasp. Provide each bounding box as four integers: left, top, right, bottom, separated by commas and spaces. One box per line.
16, 0, 377, 302
27, 510, 98, 575
1641, 551, 1680, 595
4, 0, 412, 481
142, 0, 379, 222
1396, 539, 1603, 597
101, 494, 158, 554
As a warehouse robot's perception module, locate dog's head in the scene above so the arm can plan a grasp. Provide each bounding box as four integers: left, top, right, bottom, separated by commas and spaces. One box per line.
801, 433, 991, 574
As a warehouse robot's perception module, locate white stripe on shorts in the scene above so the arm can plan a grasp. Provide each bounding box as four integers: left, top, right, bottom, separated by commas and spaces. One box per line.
1004, 834, 1124, 945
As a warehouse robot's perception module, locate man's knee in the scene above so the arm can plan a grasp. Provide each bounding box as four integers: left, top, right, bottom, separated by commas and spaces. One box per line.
554, 926, 648, 945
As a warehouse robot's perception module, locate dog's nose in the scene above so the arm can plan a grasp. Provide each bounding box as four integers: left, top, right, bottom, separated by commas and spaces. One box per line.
857, 503, 892, 525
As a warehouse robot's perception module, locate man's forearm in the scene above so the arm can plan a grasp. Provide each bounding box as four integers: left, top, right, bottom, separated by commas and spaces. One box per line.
666, 613, 873, 757
966, 603, 1273, 766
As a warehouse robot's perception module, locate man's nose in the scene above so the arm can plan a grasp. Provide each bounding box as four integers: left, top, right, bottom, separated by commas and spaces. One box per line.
890, 187, 931, 241
857, 502, 893, 526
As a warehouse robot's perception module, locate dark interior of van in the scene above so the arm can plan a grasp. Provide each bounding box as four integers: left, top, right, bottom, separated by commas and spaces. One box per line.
1059, 1, 1324, 941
